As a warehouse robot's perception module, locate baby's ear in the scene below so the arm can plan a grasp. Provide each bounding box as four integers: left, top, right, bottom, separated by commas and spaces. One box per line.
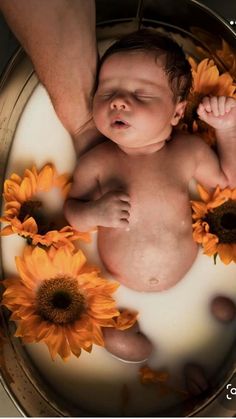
171, 100, 187, 126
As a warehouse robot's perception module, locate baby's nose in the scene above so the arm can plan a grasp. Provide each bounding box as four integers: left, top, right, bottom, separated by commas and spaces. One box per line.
110, 95, 129, 110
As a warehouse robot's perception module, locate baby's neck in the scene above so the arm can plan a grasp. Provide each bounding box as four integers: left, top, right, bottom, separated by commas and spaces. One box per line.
118, 140, 167, 156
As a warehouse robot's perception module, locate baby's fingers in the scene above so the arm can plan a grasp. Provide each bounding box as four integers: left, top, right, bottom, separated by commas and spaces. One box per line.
198, 96, 236, 118
198, 96, 220, 116
225, 97, 236, 113
120, 210, 130, 231
120, 210, 130, 220
218, 96, 236, 115
120, 200, 131, 213
119, 218, 130, 230
218, 96, 226, 116
210, 96, 221, 116
200, 96, 220, 116
197, 102, 207, 119
116, 192, 130, 202
199, 96, 211, 113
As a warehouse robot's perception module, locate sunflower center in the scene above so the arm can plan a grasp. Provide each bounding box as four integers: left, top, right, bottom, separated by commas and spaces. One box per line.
205, 200, 236, 243
36, 277, 85, 324
18, 200, 55, 235
221, 212, 236, 230
52, 291, 72, 309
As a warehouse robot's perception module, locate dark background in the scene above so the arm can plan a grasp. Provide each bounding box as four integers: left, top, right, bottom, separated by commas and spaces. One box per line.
199, 0, 236, 23
0, 0, 235, 76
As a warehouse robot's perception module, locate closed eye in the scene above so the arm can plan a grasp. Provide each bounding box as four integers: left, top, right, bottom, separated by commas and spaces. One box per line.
97, 91, 114, 99
135, 94, 154, 101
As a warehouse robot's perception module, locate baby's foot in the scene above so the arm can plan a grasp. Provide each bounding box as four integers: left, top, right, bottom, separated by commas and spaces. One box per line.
103, 323, 153, 363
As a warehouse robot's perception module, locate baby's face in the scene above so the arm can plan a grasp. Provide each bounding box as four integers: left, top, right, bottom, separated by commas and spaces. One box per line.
93, 51, 184, 151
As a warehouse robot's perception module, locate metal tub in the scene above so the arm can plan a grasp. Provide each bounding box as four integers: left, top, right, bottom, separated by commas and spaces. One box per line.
0, 0, 235, 416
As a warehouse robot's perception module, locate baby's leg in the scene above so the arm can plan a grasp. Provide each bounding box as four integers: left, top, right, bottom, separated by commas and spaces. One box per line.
103, 323, 153, 363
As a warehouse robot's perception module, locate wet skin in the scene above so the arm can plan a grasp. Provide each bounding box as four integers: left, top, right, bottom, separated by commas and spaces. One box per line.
65, 51, 235, 361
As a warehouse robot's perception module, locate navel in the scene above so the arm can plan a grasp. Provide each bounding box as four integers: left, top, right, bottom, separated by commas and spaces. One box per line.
149, 277, 160, 286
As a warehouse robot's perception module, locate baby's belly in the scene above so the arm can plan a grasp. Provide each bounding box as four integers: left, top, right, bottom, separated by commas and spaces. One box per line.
97, 226, 198, 292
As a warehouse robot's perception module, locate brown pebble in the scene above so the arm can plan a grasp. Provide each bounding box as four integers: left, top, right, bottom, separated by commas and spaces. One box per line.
184, 363, 208, 396
210, 296, 236, 323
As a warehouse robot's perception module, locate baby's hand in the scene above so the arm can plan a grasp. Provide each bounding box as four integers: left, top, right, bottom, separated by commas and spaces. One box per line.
96, 191, 130, 229
197, 96, 236, 130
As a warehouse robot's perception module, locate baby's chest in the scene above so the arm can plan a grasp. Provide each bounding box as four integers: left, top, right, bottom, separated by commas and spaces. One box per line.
101, 157, 188, 215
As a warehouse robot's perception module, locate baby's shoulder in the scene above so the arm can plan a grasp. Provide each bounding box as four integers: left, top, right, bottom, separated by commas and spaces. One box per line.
72, 141, 117, 181
172, 131, 209, 154
82, 140, 116, 157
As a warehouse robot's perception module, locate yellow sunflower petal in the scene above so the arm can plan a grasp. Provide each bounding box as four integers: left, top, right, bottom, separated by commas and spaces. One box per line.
52, 247, 86, 276
191, 201, 207, 219
217, 73, 236, 96
232, 244, 236, 263
88, 295, 120, 319
55, 328, 72, 361
37, 164, 54, 191
29, 246, 56, 280
115, 309, 138, 330
24, 168, 38, 195
21, 246, 52, 281
70, 252, 90, 277
21, 217, 38, 234
217, 243, 234, 265
60, 226, 91, 243
43, 325, 62, 360
54, 173, 71, 198
202, 234, 219, 256
9, 173, 21, 184
91, 323, 105, 347
0, 225, 13, 236
197, 184, 211, 202
66, 327, 83, 358
95, 318, 117, 328
139, 366, 169, 385
192, 220, 210, 244
5, 201, 21, 211
14, 315, 41, 338
14, 257, 36, 289
19, 177, 33, 201
188, 57, 197, 72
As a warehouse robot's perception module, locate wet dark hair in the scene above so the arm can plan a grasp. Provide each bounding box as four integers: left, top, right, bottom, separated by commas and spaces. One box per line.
98, 29, 192, 102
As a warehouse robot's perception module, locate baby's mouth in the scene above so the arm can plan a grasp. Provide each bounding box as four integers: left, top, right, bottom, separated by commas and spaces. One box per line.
111, 119, 130, 129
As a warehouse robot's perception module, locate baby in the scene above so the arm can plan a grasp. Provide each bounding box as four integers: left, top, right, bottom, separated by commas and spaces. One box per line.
64, 30, 236, 361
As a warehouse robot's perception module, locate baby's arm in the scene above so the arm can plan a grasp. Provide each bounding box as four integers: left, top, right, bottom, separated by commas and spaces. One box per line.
64, 152, 130, 232
197, 96, 236, 187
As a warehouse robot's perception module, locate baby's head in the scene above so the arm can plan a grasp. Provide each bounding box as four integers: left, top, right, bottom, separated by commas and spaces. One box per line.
93, 30, 192, 152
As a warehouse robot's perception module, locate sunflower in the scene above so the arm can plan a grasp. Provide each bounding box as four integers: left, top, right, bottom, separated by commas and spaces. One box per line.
216, 40, 236, 79
183, 58, 236, 146
139, 365, 169, 385
191, 184, 236, 264
1, 246, 137, 361
139, 365, 188, 398
0, 164, 90, 248
189, 58, 236, 97
139, 366, 174, 397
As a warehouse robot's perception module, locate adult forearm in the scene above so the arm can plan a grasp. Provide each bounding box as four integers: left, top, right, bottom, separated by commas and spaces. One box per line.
0, 0, 97, 138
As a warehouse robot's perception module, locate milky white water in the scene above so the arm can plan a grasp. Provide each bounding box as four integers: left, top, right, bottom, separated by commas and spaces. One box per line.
1, 85, 236, 416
